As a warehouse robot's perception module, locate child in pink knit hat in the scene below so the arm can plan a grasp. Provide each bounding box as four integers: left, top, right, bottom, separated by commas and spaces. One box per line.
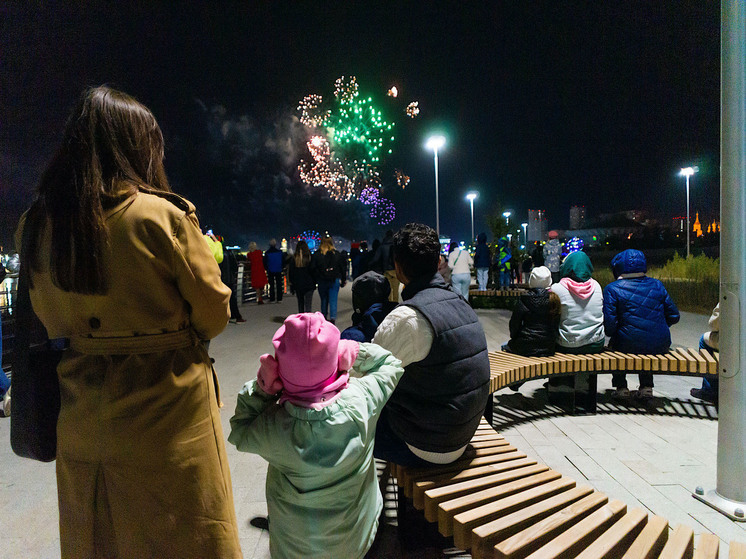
228, 312, 404, 559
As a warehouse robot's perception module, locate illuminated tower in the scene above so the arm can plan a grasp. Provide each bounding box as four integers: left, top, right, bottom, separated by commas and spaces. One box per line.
693, 212, 703, 237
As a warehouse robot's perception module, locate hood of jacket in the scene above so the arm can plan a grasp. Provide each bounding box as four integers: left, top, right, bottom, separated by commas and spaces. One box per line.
611, 249, 647, 278
560, 251, 593, 282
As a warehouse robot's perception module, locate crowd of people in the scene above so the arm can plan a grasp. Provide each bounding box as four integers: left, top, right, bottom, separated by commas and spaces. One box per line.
4, 84, 719, 559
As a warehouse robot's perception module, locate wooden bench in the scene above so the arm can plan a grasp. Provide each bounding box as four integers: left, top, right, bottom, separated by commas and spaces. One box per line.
484, 348, 719, 417
470, 289, 527, 298
389, 419, 745, 559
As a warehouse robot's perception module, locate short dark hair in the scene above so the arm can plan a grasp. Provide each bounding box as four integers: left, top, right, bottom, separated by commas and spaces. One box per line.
393, 223, 440, 280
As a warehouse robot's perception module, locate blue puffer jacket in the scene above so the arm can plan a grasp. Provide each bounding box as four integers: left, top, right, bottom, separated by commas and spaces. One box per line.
473, 233, 491, 268
603, 249, 680, 354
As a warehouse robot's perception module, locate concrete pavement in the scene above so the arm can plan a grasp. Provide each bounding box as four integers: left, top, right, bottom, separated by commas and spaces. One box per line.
2, 285, 742, 558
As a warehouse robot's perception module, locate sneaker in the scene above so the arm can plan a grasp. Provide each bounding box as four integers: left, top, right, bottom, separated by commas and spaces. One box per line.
690, 388, 717, 404
636, 386, 654, 399
612, 387, 630, 398
235, 318, 247, 323
229, 318, 237, 324
249, 516, 269, 530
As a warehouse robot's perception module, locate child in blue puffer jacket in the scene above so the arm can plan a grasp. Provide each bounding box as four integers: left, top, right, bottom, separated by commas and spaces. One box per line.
603, 249, 680, 398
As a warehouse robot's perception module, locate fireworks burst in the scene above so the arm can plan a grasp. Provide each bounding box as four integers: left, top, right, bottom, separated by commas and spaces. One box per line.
370, 198, 396, 225
395, 169, 410, 189
359, 186, 380, 205
297, 94, 330, 128
297, 75, 413, 225
334, 76, 359, 103
406, 101, 420, 118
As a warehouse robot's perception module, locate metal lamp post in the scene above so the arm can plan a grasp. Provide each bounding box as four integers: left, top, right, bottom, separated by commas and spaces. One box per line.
680, 166, 699, 258
522, 222, 528, 247
466, 192, 478, 243
426, 135, 446, 236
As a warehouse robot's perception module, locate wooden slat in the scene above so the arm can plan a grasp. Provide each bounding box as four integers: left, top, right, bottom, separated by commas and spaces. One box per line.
687, 348, 708, 375
573, 508, 649, 559
674, 348, 698, 374
421, 462, 550, 516
398, 443, 516, 495
699, 349, 718, 376
452, 477, 578, 550
412, 450, 527, 508
646, 355, 661, 372
693, 533, 719, 559
522, 499, 627, 559
659, 524, 694, 559
729, 541, 746, 559
489, 492, 610, 559
434, 468, 559, 534
622, 515, 669, 559
468, 485, 595, 556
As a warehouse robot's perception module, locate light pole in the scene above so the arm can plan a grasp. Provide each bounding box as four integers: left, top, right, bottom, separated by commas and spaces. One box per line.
522, 222, 528, 247
426, 135, 446, 236
466, 192, 478, 243
680, 166, 699, 258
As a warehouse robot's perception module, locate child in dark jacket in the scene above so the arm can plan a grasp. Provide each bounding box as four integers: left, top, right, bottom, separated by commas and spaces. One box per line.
504, 266, 560, 357
341, 271, 398, 343
603, 249, 680, 398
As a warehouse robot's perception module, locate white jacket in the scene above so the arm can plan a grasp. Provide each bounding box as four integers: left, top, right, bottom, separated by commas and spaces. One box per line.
552, 279, 605, 348
448, 248, 473, 275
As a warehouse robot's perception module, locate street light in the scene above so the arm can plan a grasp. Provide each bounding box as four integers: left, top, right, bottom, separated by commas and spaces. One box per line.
521, 222, 528, 246
426, 135, 446, 236
679, 166, 699, 258
466, 192, 478, 243
503, 211, 511, 226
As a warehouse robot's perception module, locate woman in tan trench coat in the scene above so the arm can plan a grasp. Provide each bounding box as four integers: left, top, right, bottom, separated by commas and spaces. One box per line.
17, 86, 243, 558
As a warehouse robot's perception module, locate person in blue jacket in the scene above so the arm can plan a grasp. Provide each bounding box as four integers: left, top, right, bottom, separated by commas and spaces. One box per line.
340, 271, 398, 343
603, 249, 680, 398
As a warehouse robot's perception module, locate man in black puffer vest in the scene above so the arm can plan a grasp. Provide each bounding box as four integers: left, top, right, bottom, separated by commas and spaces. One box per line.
372, 223, 491, 466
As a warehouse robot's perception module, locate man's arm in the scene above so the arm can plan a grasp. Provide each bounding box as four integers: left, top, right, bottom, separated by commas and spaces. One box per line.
372, 305, 434, 367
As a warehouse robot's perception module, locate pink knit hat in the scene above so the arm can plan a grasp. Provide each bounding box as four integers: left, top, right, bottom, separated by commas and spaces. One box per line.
265, 313, 358, 409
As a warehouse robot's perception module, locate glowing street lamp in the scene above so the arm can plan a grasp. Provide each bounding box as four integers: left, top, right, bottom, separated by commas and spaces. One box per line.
680, 166, 699, 258
466, 192, 478, 243
425, 135, 446, 236
521, 222, 528, 246
503, 211, 511, 226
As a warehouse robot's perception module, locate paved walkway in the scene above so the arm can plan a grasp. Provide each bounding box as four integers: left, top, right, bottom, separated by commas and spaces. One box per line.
2, 285, 744, 558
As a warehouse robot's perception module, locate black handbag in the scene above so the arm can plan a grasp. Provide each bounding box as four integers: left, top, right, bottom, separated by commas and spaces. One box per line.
10, 215, 63, 462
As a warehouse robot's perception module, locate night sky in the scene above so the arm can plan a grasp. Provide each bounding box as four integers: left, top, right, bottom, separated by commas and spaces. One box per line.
1, 2, 720, 249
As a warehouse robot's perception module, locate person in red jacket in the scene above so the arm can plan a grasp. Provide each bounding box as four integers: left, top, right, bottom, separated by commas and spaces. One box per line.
247, 241, 268, 304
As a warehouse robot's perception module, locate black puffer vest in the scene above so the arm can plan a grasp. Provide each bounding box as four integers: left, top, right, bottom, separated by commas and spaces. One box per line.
385, 273, 490, 453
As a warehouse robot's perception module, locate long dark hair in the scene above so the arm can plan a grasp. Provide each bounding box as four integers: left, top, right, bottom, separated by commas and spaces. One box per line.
294, 240, 311, 267
27, 85, 171, 294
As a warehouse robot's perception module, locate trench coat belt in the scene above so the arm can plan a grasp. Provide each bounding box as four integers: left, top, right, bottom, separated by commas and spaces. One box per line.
69, 329, 197, 355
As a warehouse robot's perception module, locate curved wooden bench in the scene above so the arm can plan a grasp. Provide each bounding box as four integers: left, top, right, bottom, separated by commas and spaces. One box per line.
470, 289, 527, 298
484, 348, 719, 417
390, 419, 744, 559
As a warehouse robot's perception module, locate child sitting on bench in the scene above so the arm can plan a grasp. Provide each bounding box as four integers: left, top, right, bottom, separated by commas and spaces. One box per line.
603, 249, 680, 398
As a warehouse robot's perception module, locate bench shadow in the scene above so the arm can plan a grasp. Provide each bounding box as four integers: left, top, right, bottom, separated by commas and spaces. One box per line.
487, 386, 718, 431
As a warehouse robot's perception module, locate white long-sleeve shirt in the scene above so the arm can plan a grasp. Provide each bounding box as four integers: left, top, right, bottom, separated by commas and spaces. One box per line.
448, 248, 473, 275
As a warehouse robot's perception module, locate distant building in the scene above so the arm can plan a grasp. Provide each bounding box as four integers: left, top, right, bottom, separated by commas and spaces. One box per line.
672, 216, 686, 233
569, 205, 586, 230
527, 209, 547, 242
598, 210, 646, 224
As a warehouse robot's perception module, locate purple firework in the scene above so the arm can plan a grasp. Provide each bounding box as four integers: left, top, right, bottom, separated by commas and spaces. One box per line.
370, 197, 396, 225
359, 186, 380, 205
